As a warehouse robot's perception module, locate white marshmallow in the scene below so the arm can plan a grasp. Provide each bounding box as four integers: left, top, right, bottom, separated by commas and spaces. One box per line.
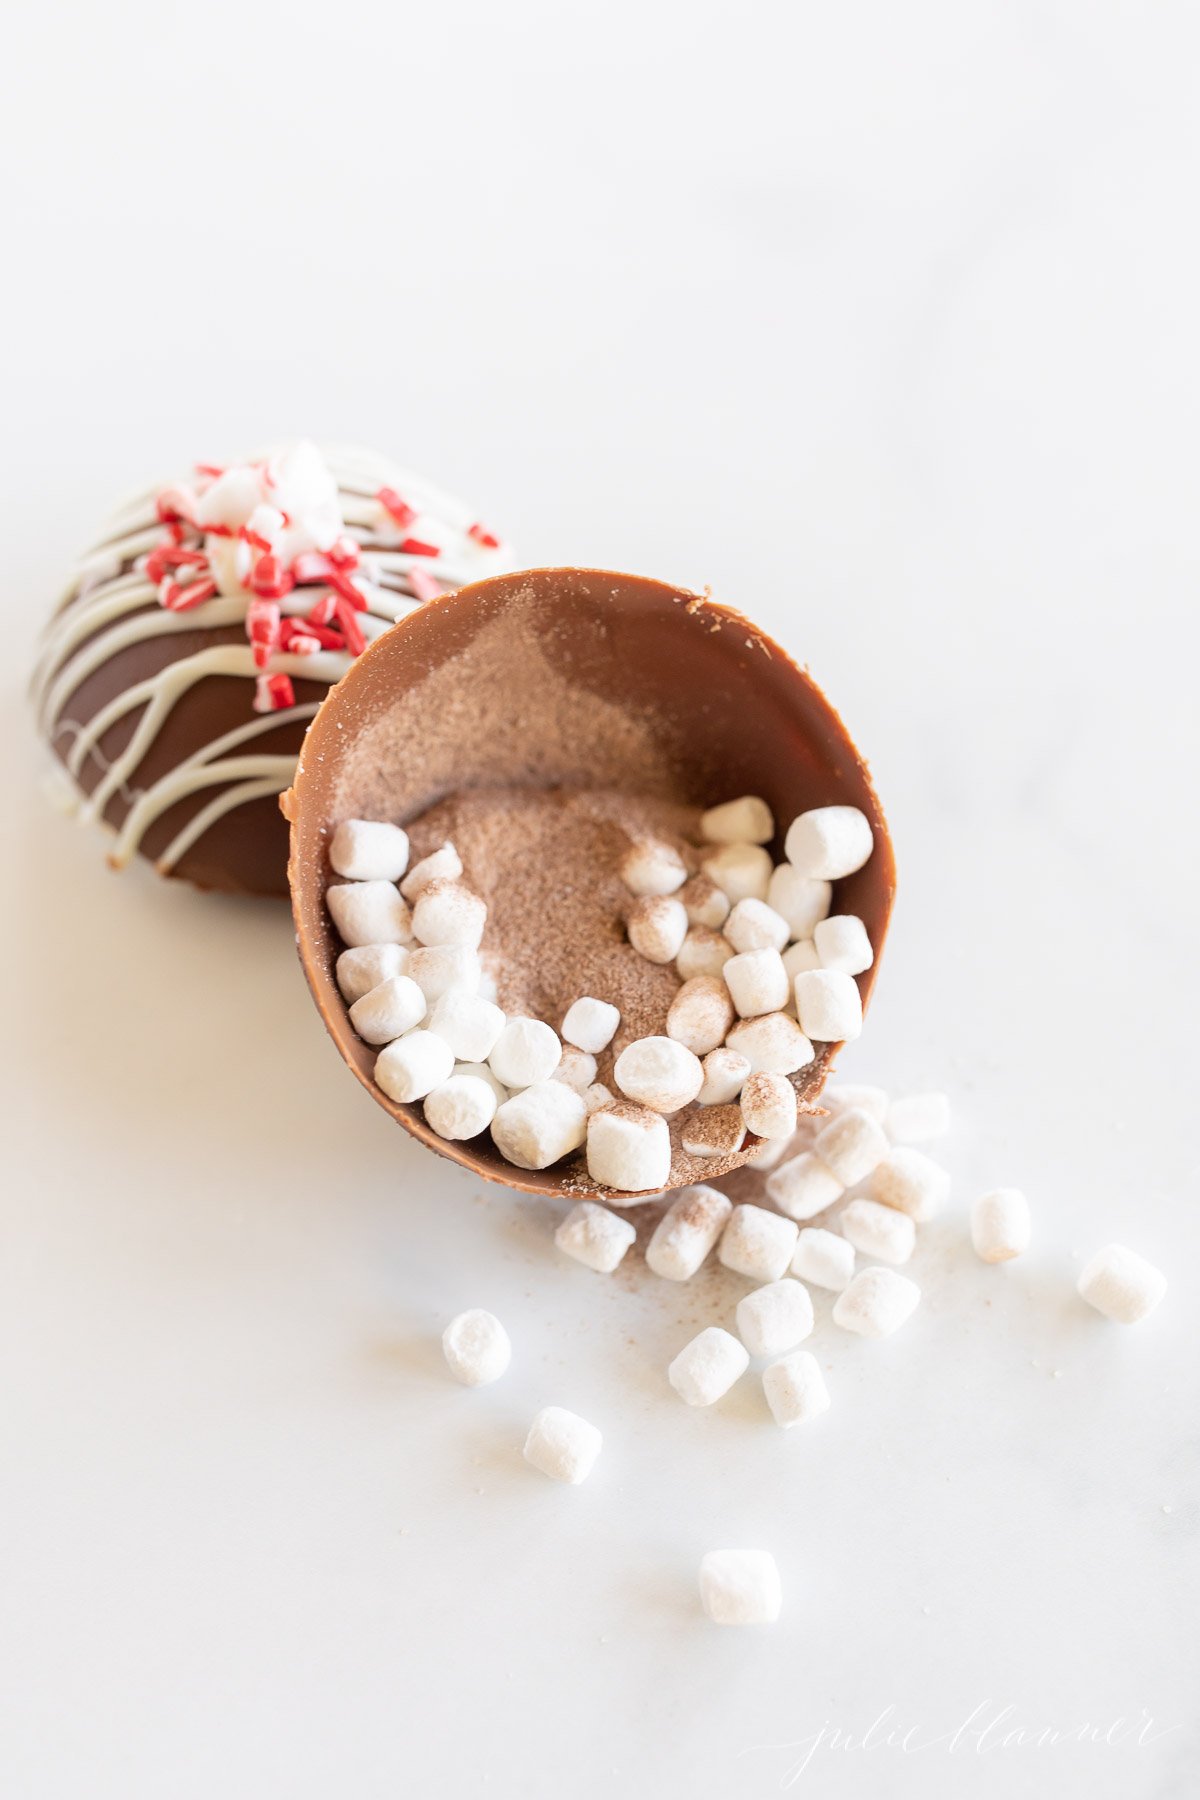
336, 942, 409, 1004
782, 939, 821, 979
746, 1134, 793, 1170
1077, 1244, 1166, 1324
762, 1350, 831, 1428
586, 1103, 671, 1195
627, 895, 689, 963
552, 1045, 598, 1092
561, 996, 620, 1054
326, 880, 412, 949
785, 805, 874, 880
813, 1106, 889, 1186
348, 973, 428, 1045
719, 1204, 799, 1283
491, 1081, 587, 1170
668, 1326, 749, 1406
726, 1012, 814, 1075
822, 1083, 889, 1125
768, 865, 832, 941
554, 1200, 637, 1273
680, 1105, 746, 1159
767, 1151, 843, 1220
427, 988, 505, 1062
411, 880, 487, 950
676, 927, 734, 981
646, 1184, 732, 1281
679, 875, 731, 930
442, 1308, 511, 1386
736, 1279, 813, 1358
740, 1072, 798, 1141
614, 1036, 703, 1113
725, 948, 790, 1018
424, 1073, 499, 1140
701, 842, 772, 903
489, 1017, 562, 1089
409, 944, 481, 1002
840, 1197, 915, 1265
698, 1046, 751, 1105
666, 977, 735, 1056
374, 1029, 455, 1103
453, 1061, 509, 1104
813, 914, 873, 975
794, 968, 863, 1042
886, 1091, 951, 1144
699, 1549, 782, 1625
584, 1082, 614, 1113
620, 837, 688, 896
400, 840, 462, 901
833, 1267, 921, 1338
724, 897, 790, 955
329, 818, 409, 884
971, 1188, 1031, 1263
869, 1147, 950, 1221
791, 1226, 855, 1291
523, 1406, 602, 1484
700, 794, 774, 845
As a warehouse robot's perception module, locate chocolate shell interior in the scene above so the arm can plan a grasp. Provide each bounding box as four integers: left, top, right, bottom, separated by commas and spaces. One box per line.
285, 568, 896, 1202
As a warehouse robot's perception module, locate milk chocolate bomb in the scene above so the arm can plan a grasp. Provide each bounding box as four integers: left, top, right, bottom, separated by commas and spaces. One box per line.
286, 568, 896, 1202
32, 442, 511, 896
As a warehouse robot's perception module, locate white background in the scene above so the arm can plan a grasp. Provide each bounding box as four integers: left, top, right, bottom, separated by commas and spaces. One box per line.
3, 3, 1198, 1796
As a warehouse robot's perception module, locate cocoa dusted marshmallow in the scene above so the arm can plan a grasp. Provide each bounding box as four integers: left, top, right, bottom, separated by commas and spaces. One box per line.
668, 1327, 749, 1406
723, 897, 790, 956
620, 837, 688, 897
679, 874, 731, 930
791, 1226, 855, 1291
785, 805, 874, 880
700, 842, 772, 904
489, 1017, 562, 1089
586, 1102, 671, 1195
813, 1107, 889, 1185
782, 939, 821, 979
491, 1081, 587, 1170
699, 1549, 782, 1625
613, 1036, 703, 1113
646, 1184, 732, 1280
794, 968, 863, 1042
442, 1309, 511, 1386
833, 1267, 921, 1338
971, 1188, 1031, 1263
676, 927, 734, 981
555, 1201, 637, 1273
869, 1147, 950, 1221
561, 996, 620, 1054
627, 894, 689, 963
409, 945, 482, 1003
348, 973, 428, 1046
336, 942, 409, 1004
552, 1046, 598, 1092
725, 1012, 814, 1075
424, 1073, 499, 1140
1077, 1244, 1166, 1324
523, 1406, 603, 1484
735, 1279, 813, 1358
813, 914, 874, 975
766, 1151, 843, 1221
327, 880, 412, 949
698, 1046, 751, 1105
740, 1072, 798, 1140
680, 1106, 746, 1160
329, 818, 410, 883
584, 1082, 614, 1113
718, 1204, 798, 1283
725, 948, 790, 1018
666, 977, 735, 1056
427, 989, 506, 1062
839, 1197, 916, 1266
700, 794, 774, 844
411, 880, 487, 950
767, 865, 831, 941
400, 840, 463, 901
762, 1351, 831, 1428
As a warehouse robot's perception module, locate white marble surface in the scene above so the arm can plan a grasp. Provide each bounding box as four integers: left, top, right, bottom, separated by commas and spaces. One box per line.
2, 3, 1198, 1796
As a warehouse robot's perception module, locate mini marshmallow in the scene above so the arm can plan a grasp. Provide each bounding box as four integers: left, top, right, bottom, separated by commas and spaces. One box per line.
698, 1046, 751, 1105
680, 1105, 746, 1160
791, 1226, 855, 1291
454, 1061, 509, 1104
374, 1029, 455, 1103
676, 927, 734, 981
409, 945, 482, 1002
424, 1073, 499, 1140
701, 842, 772, 904
724, 897, 790, 956
327, 880, 412, 949
411, 880, 487, 950
627, 895, 689, 964
725, 948, 790, 1018
442, 1308, 511, 1386
822, 1083, 889, 1125
400, 840, 462, 901
523, 1406, 602, 1484
718, 1204, 799, 1283
584, 1082, 614, 1113
646, 1184, 732, 1280
886, 1091, 951, 1144
869, 1147, 951, 1221
794, 968, 863, 1042
767, 1152, 844, 1221
555, 1200, 637, 1273
971, 1188, 1031, 1263
726, 1012, 814, 1075
348, 974, 428, 1045
427, 988, 505, 1062
1077, 1244, 1166, 1324
619, 837, 688, 897
813, 1106, 889, 1186
813, 914, 874, 975
587, 1103, 671, 1195
491, 1082, 586, 1170
700, 794, 774, 845
782, 939, 821, 979
740, 1072, 798, 1141
735, 1279, 813, 1358
833, 1267, 921, 1338
699, 1549, 782, 1626
785, 805, 874, 880
489, 1017, 562, 1089
768, 865, 832, 940
746, 1134, 793, 1170
762, 1350, 831, 1428
329, 818, 410, 883
614, 1036, 703, 1113
668, 1326, 749, 1406
666, 977, 735, 1056
561, 996, 620, 1054
336, 942, 409, 1004
679, 874, 731, 930
552, 1045, 599, 1092
840, 1197, 916, 1265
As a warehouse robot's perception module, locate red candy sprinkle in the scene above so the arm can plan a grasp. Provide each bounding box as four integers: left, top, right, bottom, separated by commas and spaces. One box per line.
162, 576, 218, 611
398, 536, 439, 558
376, 486, 417, 531
468, 522, 501, 548
253, 672, 295, 713
250, 554, 296, 600
305, 593, 339, 628
408, 567, 442, 603
333, 597, 366, 656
